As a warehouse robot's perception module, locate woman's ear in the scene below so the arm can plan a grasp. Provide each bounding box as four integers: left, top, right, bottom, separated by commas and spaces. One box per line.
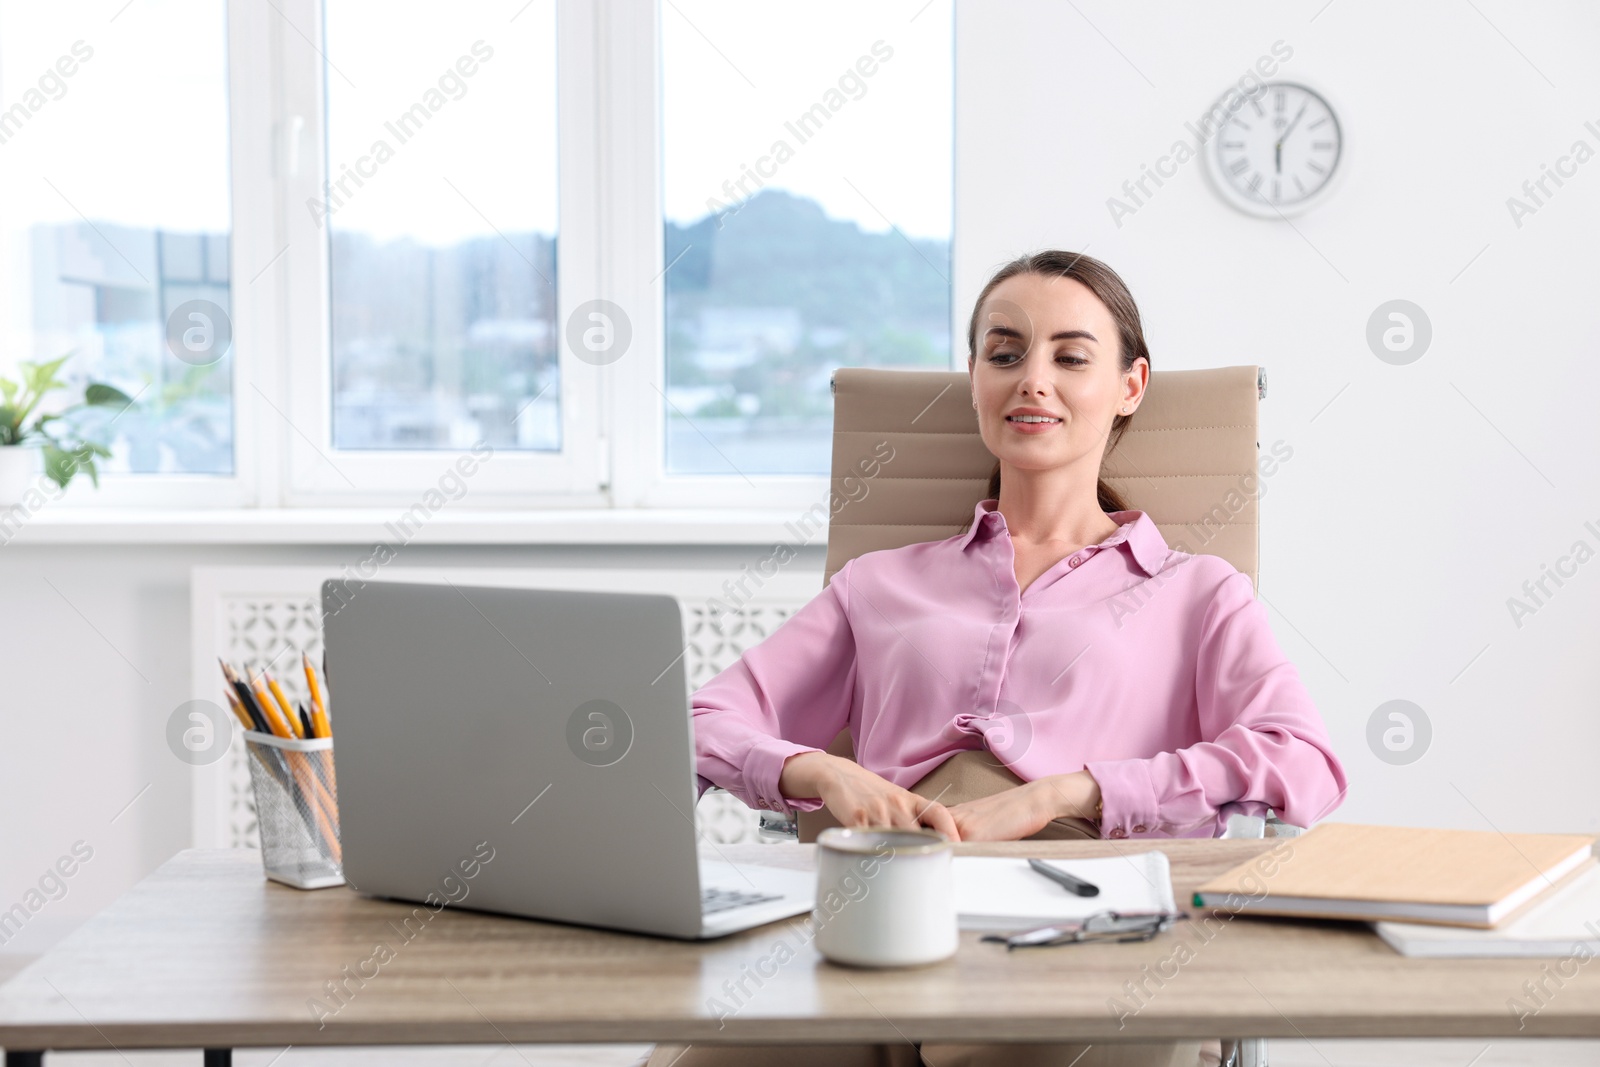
1122, 356, 1151, 411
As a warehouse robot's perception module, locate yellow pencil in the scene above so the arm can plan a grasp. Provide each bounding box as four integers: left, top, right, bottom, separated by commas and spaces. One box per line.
264, 669, 303, 738
250, 670, 293, 739
303, 653, 331, 739
303, 655, 338, 805
222, 690, 254, 732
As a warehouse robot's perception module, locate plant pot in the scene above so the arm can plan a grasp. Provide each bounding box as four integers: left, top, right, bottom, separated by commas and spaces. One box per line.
0, 447, 43, 507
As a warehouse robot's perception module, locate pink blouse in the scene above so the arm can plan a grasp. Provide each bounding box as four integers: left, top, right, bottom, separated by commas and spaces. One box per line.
691, 498, 1347, 839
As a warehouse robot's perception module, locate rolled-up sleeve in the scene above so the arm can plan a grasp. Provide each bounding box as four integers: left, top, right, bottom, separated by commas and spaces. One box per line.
691, 558, 859, 815
1087, 569, 1348, 838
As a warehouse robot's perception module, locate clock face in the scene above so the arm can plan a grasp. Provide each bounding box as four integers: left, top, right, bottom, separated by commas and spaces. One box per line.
1207, 81, 1342, 217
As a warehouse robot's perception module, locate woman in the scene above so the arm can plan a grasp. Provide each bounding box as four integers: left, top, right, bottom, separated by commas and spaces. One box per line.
646, 251, 1347, 1067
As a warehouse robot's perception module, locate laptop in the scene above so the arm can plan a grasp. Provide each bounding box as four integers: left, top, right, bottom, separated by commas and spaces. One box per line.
321, 577, 816, 940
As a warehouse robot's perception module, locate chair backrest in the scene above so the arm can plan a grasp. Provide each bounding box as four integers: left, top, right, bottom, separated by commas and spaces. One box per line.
826, 363, 1264, 588
798, 364, 1265, 842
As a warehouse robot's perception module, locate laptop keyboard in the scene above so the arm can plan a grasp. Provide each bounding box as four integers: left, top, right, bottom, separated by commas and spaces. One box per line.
701, 886, 782, 916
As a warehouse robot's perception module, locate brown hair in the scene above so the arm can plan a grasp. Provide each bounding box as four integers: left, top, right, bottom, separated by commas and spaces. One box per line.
966, 250, 1151, 513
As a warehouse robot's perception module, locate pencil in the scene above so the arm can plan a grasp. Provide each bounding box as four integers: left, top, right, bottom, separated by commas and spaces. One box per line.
220, 660, 269, 735
296, 700, 341, 848
221, 660, 297, 796
250, 670, 293, 739
304, 653, 332, 739
299, 703, 315, 740
226, 686, 308, 805
221, 661, 339, 864
265, 669, 303, 738
299, 750, 342, 864
296, 652, 340, 855
223, 689, 254, 732
307, 654, 338, 802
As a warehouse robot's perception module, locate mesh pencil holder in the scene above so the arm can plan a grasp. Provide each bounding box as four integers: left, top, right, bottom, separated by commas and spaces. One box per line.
242, 729, 345, 889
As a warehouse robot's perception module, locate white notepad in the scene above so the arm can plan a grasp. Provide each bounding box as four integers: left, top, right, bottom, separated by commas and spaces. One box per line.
1376, 862, 1600, 957
953, 852, 1177, 932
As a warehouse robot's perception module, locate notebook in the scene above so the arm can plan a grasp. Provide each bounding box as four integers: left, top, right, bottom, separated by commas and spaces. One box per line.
1376, 862, 1600, 957
953, 852, 1177, 932
1193, 822, 1597, 928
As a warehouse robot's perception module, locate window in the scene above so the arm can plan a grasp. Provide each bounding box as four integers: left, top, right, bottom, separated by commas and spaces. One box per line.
281, 0, 599, 502
0, 0, 234, 483
322, 1, 560, 454
661, 0, 953, 477
1, 0, 954, 511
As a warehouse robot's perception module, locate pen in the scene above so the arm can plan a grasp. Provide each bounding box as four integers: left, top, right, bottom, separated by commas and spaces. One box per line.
1028, 858, 1099, 897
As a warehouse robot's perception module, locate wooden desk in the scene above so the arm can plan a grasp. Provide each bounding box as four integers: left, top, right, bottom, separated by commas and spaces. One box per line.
3, 841, 1598, 1064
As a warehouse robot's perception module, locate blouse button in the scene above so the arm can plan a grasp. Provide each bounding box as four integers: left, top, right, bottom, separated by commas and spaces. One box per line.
1108, 827, 1127, 839
1068, 556, 1082, 568
1133, 824, 1148, 834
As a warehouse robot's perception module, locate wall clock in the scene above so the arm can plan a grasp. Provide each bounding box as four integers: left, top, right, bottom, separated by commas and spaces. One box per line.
1205, 80, 1343, 218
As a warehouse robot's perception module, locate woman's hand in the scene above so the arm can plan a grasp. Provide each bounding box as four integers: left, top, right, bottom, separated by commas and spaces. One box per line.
947, 771, 1102, 842
946, 781, 1058, 841
780, 752, 961, 841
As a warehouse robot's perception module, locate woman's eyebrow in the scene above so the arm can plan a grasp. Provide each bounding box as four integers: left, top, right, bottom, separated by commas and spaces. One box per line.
984, 325, 1100, 343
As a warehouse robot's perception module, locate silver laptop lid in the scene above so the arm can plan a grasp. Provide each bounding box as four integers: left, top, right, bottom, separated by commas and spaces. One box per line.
322, 578, 706, 939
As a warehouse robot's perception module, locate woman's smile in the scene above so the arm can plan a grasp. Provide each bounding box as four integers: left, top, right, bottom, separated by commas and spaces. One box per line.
1003, 406, 1064, 433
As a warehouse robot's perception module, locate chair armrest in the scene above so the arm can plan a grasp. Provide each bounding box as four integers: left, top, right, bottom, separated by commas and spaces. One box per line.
1220, 812, 1265, 839
1265, 813, 1304, 838
1219, 807, 1305, 840
699, 786, 801, 843
757, 809, 799, 841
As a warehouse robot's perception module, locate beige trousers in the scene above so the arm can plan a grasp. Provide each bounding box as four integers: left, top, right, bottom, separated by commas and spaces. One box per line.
648, 752, 1221, 1067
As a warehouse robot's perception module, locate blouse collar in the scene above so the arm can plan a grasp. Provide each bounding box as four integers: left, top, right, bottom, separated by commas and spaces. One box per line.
955, 498, 1171, 577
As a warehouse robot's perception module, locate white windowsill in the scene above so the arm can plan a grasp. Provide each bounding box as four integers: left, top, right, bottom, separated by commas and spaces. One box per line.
3, 508, 828, 547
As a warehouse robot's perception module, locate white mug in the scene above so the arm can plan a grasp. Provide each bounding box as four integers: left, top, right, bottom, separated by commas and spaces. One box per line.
812, 827, 958, 967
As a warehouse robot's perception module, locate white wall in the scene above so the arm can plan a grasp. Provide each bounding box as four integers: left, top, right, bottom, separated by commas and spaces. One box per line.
955, 0, 1600, 833
6, 0, 1600, 961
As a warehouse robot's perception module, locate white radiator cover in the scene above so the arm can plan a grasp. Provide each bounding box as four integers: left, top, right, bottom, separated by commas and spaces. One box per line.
189, 565, 822, 850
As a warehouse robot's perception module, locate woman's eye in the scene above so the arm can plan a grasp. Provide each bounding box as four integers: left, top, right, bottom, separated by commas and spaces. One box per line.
987, 352, 1086, 365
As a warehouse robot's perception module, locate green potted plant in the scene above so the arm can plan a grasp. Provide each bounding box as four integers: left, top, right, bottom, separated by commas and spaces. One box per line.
0, 354, 133, 506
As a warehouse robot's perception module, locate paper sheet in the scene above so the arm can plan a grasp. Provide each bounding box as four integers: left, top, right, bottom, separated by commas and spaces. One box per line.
953, 851, 1177, 931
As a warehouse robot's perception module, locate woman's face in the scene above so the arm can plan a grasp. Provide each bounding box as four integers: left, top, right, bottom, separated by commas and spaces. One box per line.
967, 272, 1147, 479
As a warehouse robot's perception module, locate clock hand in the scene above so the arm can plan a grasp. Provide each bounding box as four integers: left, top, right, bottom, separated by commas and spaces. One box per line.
1276, 101, 1309, 150
1274, 100, 1307, 176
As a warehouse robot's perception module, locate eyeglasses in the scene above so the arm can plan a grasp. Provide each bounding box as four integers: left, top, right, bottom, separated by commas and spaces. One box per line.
980, 909, 1187, 950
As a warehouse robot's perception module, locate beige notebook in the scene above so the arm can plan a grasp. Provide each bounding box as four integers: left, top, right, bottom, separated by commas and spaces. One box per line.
1194, 822, 1597, 928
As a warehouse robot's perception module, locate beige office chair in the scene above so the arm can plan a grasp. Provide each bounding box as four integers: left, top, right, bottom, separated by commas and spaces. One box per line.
794, 363, 1283, 1067
800, 363, 1274, 826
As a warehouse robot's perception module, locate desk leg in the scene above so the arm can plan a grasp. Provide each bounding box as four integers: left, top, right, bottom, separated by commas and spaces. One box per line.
5, 1053, 43, 1067
203, 1050, 231, 1066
